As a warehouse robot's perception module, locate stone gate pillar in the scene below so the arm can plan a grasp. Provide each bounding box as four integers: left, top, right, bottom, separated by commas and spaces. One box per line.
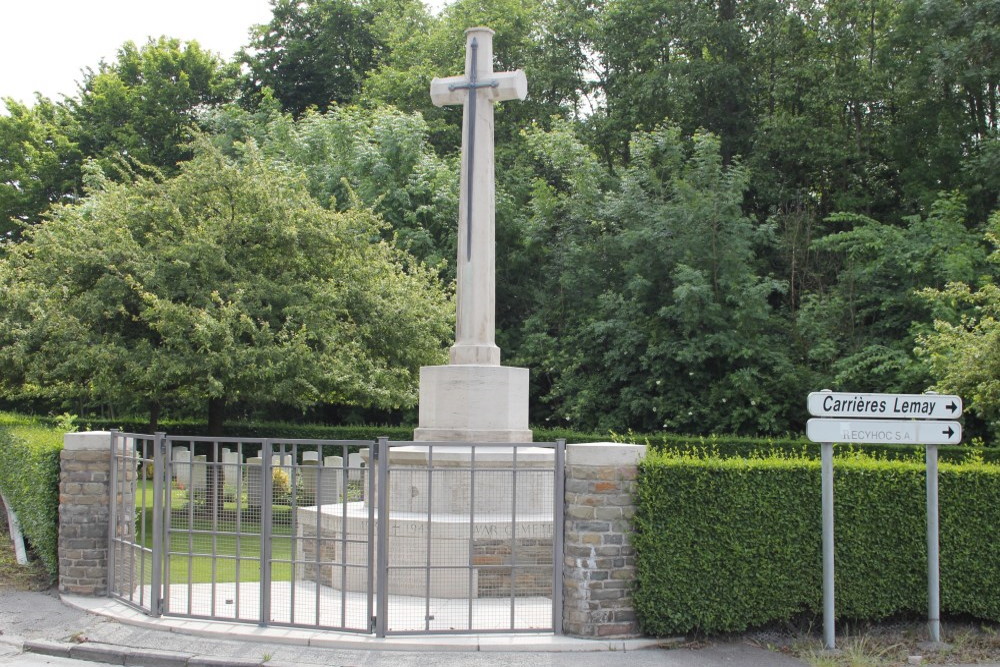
562, 442, 647, 638
59, 431, 113, 595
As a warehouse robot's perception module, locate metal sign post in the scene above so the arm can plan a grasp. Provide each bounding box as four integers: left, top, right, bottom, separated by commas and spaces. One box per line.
806, 390, 961, 649
926, 443, 941, 643
821, 440, 835, 650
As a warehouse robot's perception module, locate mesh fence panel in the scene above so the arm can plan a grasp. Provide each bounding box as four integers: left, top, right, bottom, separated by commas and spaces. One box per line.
112, 435, 561, 636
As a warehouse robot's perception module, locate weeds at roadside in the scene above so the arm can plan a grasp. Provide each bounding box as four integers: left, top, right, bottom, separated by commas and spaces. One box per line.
0, 518, 53, 591
787, 620, 1000, 666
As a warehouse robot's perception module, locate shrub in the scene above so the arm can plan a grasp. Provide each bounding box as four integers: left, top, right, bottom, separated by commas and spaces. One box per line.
626, 431, 1000, 464
0, 424, 63, 578
633, 448, 1000, 636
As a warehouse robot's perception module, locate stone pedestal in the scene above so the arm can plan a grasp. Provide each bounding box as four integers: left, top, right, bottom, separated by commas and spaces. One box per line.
414, 364, 532, 443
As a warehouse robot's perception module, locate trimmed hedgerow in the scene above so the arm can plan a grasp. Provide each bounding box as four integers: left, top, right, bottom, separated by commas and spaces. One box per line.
629, 431, 1000, 464
0, 424, 63, 578
633, 448, 1000, 636
58, 417, 604, 445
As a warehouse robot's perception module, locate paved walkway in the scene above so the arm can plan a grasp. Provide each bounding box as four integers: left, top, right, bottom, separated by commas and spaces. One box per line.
0, 589, 807, 666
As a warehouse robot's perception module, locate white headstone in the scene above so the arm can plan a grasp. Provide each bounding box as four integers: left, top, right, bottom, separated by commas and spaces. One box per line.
319, 456, 343, 504
348, 452, 365, 482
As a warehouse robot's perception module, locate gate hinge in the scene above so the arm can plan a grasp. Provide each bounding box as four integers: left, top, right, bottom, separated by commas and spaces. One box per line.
370, 615, 377, 632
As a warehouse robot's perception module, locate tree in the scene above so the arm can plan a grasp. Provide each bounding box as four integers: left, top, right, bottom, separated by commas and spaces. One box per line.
202, 102, 460, 275
512, 122, 794, 434
0, 137, 453, 431
800, 192, 987, 395
916, 210, 1000, 439
71, 37, 238, 172
0, 97, 82, 237
240, 0, 388, 115
361, 0, 592, 153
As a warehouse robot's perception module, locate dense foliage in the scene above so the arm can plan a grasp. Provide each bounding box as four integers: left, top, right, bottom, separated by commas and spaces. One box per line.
1, 0, 998, 437
0, 139, 452, 429
634, 448, 1000, 636
0, 418, 63, 577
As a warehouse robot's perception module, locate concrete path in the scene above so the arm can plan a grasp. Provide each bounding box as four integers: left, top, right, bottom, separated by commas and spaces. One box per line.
0, 589, 807, 666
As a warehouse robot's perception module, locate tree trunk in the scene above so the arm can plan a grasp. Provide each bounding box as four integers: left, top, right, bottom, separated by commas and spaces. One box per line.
149, 402, 161, 433
206, 397, 226, 516
208, 397, 225, 436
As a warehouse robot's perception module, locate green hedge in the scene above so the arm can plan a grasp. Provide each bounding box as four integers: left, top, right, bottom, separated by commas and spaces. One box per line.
631, 431, 1000, 464
67, 417, 607, 445
0, 423, 63, 578
633, 448, 1000, 636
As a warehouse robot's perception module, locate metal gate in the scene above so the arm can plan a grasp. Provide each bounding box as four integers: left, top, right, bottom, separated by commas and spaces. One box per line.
109, 432, 564, 636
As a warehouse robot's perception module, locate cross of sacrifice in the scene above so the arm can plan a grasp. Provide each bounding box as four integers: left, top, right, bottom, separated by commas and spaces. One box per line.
430, 27, 527, 367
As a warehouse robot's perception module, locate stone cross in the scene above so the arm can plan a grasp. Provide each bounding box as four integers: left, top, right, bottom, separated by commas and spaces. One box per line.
430, 28, 527, 366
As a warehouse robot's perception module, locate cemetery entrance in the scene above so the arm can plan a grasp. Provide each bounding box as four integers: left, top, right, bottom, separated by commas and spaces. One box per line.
108, 432, 564, 636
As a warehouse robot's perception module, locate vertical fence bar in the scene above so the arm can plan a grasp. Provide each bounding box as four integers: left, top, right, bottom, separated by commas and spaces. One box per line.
260, 440, 273, 626
367, 440, 378, 634
340, 445, 349, 628
136, 439, 147, 609
468, 445, 477, 630
509, 444, 518, 630
210, 439, 219, 618
424, 443, 434, 631
150, 432, 166, 617
185, 441, 194, 616
926, 443, 941, 643
288, 443, 297, 626
553, 439, 565, 635
234, 442, 243, 620
108, 430, 119, 600
315, 444, 325, 627
375, 437, 389, 637
163, 438, 174, 615
822, 441, 836, 650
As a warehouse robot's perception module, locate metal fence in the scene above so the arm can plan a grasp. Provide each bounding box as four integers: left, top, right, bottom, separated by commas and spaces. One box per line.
108, 432, 564, 636
109, 432, 160, 615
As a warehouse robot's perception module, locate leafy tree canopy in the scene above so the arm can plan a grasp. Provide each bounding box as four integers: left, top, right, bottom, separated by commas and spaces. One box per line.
71, 37, 239, 172
0, 137, 452, 427
240, 0, 394, 115
0, 97, 82, 238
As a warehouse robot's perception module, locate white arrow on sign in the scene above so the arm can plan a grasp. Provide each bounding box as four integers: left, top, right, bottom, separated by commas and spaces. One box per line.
806, 419, 962, 445
807, 392, 962, 420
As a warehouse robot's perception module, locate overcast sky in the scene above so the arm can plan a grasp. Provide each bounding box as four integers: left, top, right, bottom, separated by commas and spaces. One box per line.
1, 0, 276, 105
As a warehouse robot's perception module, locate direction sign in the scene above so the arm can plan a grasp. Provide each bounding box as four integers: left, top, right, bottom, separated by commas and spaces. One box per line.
806, 418, 962, 445
807, 392, 962, 420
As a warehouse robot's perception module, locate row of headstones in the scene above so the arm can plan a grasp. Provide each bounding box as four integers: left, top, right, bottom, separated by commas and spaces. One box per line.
171, 448, 365, 507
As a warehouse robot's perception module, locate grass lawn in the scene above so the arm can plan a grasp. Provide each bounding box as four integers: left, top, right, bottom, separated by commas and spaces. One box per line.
133, 479, 296, 585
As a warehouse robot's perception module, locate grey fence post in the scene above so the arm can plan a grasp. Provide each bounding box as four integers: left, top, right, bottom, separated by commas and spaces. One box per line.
260, 439, 273, 626
150, 432, 166, 617
375, 436, 389, 637
553, 438, 566, 635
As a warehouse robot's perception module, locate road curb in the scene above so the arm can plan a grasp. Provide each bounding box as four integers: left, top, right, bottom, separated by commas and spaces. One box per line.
22, 638, 273, 667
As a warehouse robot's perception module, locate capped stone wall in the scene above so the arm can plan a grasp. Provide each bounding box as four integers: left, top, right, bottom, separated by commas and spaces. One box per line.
59, 432, 113, 595
562, 442, 646, 638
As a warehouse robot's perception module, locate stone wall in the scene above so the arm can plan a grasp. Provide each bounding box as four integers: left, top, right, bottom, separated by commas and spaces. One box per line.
59, 432, 113, 595
562, 442, 647, 638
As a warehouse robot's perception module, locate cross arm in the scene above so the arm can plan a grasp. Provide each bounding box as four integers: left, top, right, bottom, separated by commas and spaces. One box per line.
430, 70, 528, 107
430, 75, 469, 107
